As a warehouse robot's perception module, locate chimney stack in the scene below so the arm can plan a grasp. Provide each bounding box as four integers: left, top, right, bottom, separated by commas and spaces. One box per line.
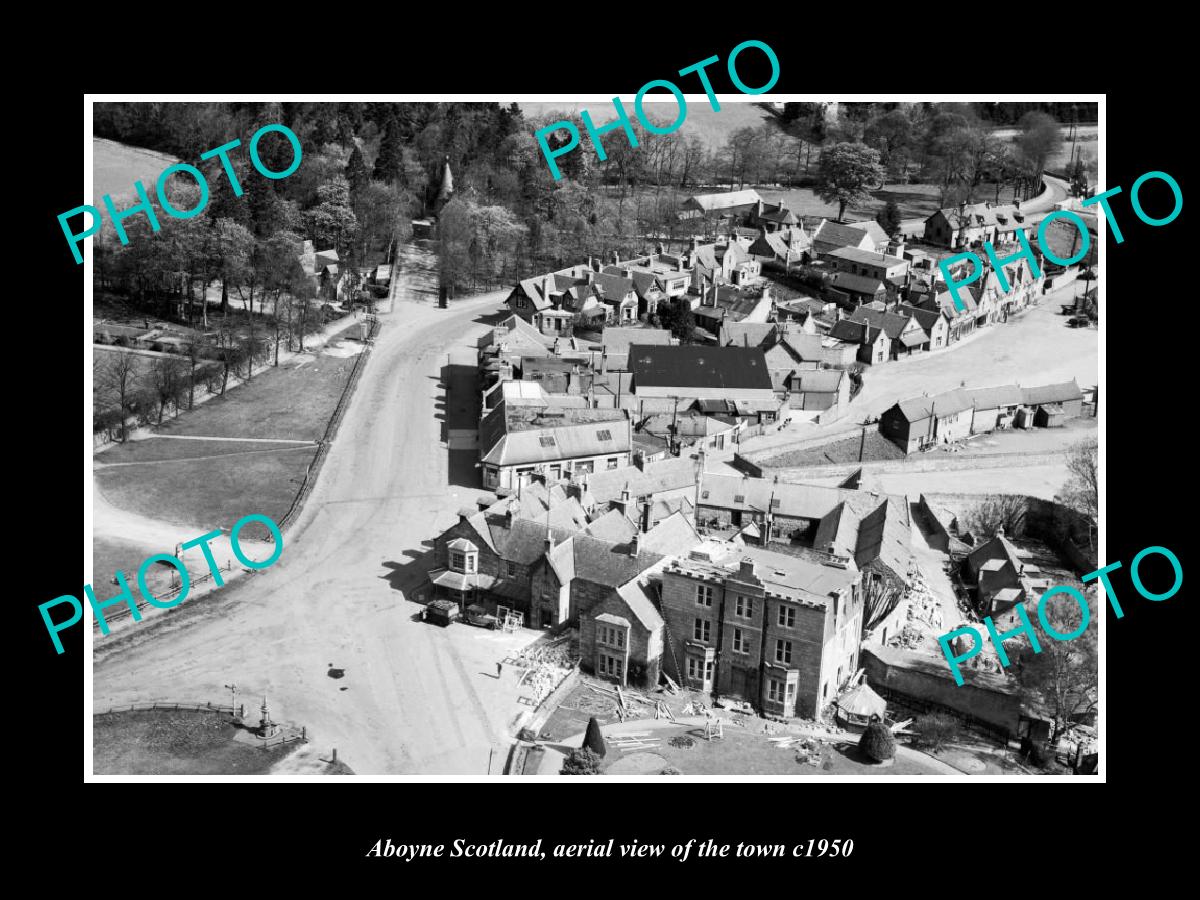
629, 532, 641, 557
738, 557, 756, 581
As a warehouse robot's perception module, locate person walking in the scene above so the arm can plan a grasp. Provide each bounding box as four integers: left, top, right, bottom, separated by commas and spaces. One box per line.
496, 661, 503, 678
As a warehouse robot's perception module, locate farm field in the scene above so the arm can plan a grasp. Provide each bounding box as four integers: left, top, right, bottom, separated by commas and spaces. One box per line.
93, 137, 179, 207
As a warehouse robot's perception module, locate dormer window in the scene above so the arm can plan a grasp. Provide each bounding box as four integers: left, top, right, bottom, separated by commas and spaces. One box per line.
448, 539, 478, 574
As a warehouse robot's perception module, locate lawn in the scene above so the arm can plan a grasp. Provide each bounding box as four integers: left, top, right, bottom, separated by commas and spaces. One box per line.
93, 709, 297, 775
600, 725, 948, 776
92, 534, 180, 596
761, 431, 906, 469
98, 437, 312, 464
93, 137, 179, 208
95, 444, 316, 537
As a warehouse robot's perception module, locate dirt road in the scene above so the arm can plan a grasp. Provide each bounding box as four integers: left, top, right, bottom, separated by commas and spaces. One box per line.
93, 251, 541, 775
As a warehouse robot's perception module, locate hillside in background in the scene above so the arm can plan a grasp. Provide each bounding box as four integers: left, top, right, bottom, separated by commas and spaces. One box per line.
93, 137, 179, 206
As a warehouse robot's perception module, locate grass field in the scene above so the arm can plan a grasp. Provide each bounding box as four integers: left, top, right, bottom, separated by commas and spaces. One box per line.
93, 709, 297, 775
519, 100, 774, 153
761, 431, 906, 469
95, 334, 361, 538
93, 137, 179, 207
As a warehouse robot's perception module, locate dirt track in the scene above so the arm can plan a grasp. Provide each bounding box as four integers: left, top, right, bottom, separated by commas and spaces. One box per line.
93, 248, 543, 775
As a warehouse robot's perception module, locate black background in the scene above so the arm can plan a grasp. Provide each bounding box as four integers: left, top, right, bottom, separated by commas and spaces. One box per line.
20, 28, 1187, 880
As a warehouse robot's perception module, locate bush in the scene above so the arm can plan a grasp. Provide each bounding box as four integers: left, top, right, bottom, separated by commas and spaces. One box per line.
1027, 742, 1054, 768
560, 747, 602, 776
660, 766, 683, 775
150, 341, 165, 353
583, 716, 607, 757
911, 713, 962, 753
859, 719, 896, 762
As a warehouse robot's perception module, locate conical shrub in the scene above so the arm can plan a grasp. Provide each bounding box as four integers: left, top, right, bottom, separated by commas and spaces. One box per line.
859, 717, 896, 763
583, 716, 608, 757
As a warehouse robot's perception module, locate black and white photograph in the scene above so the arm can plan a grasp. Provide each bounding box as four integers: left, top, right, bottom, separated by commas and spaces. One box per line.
75, 95, 1111, 782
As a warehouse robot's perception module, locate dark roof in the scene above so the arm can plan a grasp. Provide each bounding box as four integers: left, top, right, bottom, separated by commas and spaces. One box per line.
849, 307, 923, 341
1022, 380, 1083, 406
829, 318, 880, 344
893, 389, 973, 422
896, 303, 945, 332
813, 221, 874, 251
829, 272, 888, 296
629, 345, 772, 391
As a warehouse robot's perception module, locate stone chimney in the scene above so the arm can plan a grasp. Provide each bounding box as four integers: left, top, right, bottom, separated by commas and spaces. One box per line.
629, 532, 641, 557
614, 251, 621, 265
738, 557, 755, 581
756, 199, 764, 217
544, 532, 554, 555
677, 257, 684, 271
586, 270, 595, 285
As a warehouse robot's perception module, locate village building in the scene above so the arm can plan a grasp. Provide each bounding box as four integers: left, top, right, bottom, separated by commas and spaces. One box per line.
749, 198, 800, 233
693, 474, 913, 589
828, 271, 890, 306
580, 576, 664, 688
963, 528, 1041, 618
879, 389, 975, 453
846, 307, 929, 359
659, 542, 864, 718
781, 368, 850, 416
748, 227, 810, 267
598, 327, 672, 372
1021, 380, 1084, 426
895, 303, 951, 352
629, 344, 775, 403
826, 247, 910, 283
923, 202, 1030, 249
680, 189, 764, 223
479, 403, 631, 493
828, 318, 890, 366
967, 384, 1024, 433
811, 219, 882, 257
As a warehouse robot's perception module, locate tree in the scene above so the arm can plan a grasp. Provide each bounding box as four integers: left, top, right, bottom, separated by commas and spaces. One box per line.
150, 356, 188, 424
1057, 436, 1098, 550
815, 142, 885, 222
97, 350, 143, 442
209, 218, 255, 316
966, 495, 1028, 539
1012, 589, 1098, 744
345, 145, 370, 196
583, 716, 607, 757
859, 717, 896, 762
911, 713, 963, 753
180, 336, 209, 409
1016, 111, 1060, 180
306, 176, 359, 257
560, 747, 602, 775
876, 200, 902, 238
656, 297, 696, 344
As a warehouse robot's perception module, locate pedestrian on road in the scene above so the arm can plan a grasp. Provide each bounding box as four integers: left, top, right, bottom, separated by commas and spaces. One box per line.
496, 661, 503, 678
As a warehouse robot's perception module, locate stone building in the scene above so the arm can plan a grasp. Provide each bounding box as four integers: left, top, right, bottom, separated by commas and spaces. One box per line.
579, 577, 664, 689
659, 542, 863, 718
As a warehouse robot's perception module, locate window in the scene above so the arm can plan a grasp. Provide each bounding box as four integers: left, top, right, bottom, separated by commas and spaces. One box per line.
539, 436, 557, 447
599, 626, 625, 648
687, 657, 698, 680
734, 494, 745, 504
607, 457, 619, 470
576, 460, 594, 475
694, 618, 711, 642
735, 595, 753, 618
733, 628, 749, 654
696, 585, 713, 607
506, 561, 517, 577
465, 554, 476, 573
777, 605, 795, 628
767, 678, 783, 702
450, 552, 465, 571
775, 640, 792, 665
786, 681, 796, 699
596, 429, 612, 441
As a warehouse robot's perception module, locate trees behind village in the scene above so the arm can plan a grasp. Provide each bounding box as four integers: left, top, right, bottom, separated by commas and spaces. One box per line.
816, 143, 886, 222
1057, 436, 1098, 551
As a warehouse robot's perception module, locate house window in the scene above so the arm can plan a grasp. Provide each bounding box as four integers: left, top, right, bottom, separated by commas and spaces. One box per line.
775, 640, 792, 665
696, 585, 714, 607
576, 460, 594, 475
599, 626, 626, 648
506, 561, 517, 577
694, 618, 711, 642
607, 457, 619, 470
599, 653, 624, 679
777, 605, 795, 628
735, 595, 753, 618
451, 551, 465, 571
596, 429, 612, 441
733, 628, 749, 654
786, 680, 796, 700
767, 678, 783, 702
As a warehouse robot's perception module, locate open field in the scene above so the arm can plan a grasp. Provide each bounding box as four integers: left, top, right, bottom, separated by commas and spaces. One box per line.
93, 709, 297, 775
519, 100, 774, 153
93, 137, 179, 208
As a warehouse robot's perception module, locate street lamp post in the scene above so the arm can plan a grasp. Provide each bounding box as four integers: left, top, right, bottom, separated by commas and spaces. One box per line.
224, 683, 238, 718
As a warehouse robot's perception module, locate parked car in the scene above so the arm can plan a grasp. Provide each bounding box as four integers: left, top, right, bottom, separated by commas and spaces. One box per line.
1068, 316, 1090, 328
426, 599, 460, 627
463, 604, 499, 630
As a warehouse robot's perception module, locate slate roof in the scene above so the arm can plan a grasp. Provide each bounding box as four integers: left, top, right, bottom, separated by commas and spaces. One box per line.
829, 318, 880, 345
829, 272, 888, 296
720, 321, 777, 348
582, 457, 697, 504
813, 220, 875, 253
849, 307, 924, 342
686, 189, 763, 212
629, 345, 772, 391
847, 220, 890, 246
828, 247, 907, 269
968, 384, 1024, 410
893, 389, 974, 422
1021, 380, 1082, 406
789, 369, 845, 393
896, 303, 946, 333
610, 578, 665, 631
479, 403, 629, 466
585, 509, 639, 543
602, 327, 671, 353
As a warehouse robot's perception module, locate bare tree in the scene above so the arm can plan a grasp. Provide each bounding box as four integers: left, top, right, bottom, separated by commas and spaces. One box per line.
966, 494, 1028, 539
1012, 589, 1097, 744
1057, 437, 1098, 540
180, 336, 209, 410
150, 357, 187, 424
97, 350, 143, 442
